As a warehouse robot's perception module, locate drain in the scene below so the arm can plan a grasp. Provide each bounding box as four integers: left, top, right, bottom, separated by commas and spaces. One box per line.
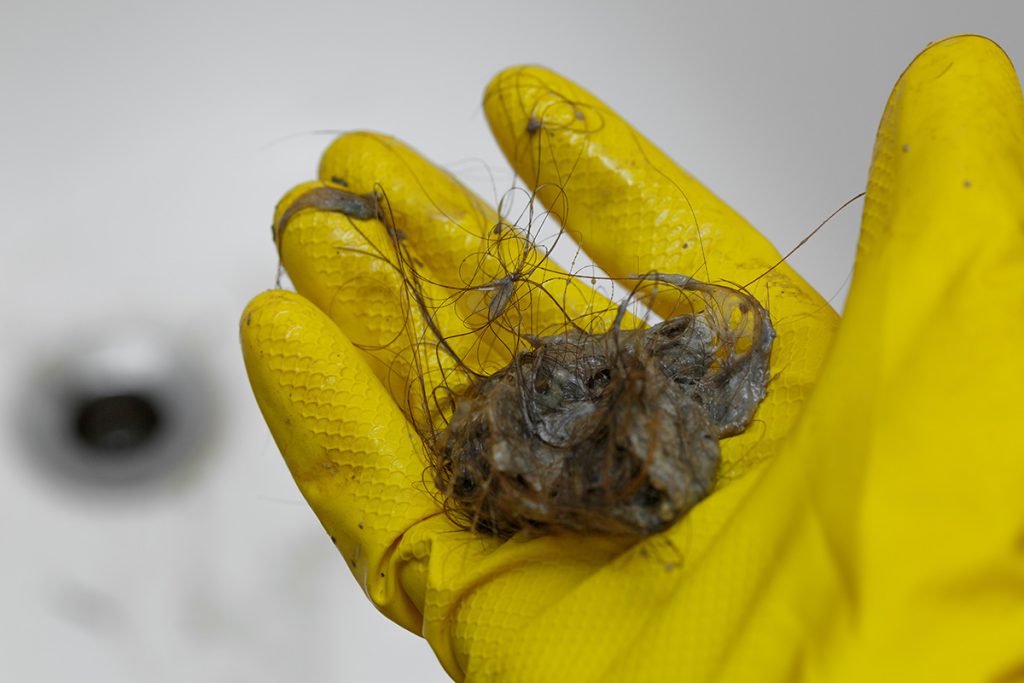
20, 327, 212, 489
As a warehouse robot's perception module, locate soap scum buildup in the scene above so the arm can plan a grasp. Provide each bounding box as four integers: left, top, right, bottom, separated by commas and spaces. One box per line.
276, 173, 776, 540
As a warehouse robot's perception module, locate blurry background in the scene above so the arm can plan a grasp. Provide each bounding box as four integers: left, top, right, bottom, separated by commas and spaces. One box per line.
1, 1, 1021, 680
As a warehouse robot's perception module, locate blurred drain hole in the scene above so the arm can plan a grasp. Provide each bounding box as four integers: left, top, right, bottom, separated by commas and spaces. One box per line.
21, 328, 212, 491
73, 392, 163, 453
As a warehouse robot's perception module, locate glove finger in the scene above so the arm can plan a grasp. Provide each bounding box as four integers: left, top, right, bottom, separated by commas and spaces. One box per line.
317, 131, 625, 340
483, 65, 835, 324
484, 66, 840, 481
274, 181, 503, 430
241, 290, 455, 633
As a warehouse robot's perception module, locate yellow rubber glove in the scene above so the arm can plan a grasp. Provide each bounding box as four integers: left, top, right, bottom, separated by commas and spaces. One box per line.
241, 35, 1024, 682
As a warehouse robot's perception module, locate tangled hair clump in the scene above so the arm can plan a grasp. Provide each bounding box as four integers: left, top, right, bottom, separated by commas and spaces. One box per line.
432, 276, 774, 538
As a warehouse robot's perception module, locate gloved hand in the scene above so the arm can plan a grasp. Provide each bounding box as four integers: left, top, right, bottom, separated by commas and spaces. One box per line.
241, 35, 1024, 682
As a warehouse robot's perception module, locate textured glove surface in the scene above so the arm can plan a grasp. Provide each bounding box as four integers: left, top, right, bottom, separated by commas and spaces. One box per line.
242, 36, 1024, 682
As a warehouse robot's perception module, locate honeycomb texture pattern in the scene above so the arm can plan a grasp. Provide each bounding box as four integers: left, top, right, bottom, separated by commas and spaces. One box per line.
274, 181, 491, 430
241, 290, 446, 632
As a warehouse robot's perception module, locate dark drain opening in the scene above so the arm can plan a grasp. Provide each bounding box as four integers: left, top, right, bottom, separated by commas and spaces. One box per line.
72, 392, 163, 453
21, 328, 213, 491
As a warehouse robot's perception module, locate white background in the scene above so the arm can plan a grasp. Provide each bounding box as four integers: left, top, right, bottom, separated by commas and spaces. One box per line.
2, 1, 1021, 681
